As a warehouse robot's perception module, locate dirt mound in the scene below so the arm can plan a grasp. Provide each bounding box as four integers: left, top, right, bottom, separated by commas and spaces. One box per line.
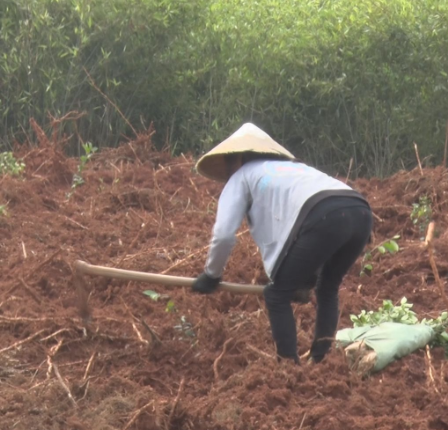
1, 132, 447, 430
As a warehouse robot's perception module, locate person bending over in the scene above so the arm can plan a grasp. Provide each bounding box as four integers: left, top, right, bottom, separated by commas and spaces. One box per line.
192, 123, 372, 364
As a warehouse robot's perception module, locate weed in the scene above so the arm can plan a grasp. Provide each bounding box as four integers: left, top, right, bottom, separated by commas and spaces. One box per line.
351, 297, 418, 326
360, 235, 400, 276
174, 316, 196, 340
0, 152, 25, 176
78, 142, 98, 172
351, 297, 448, 352
143, 289, 175, 312
143, 290, 195, 341
410, 195, 432, 240
165, 300, 176, 313
67, 142, 98, 198
0, 204, 8, 216
143, 290, 170, 301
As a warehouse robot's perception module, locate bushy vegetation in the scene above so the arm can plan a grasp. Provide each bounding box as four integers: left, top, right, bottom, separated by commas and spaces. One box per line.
351, 297, 448, 351
0, 151, 25, 176
1, 0, 448, 176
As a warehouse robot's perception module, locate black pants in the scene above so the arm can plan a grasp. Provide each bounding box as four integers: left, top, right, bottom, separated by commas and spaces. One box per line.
263, 198, 372, 363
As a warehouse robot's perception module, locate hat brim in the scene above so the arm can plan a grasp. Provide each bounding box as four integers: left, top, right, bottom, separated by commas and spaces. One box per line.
195, 124, 295, 182
196, 150, 293, 182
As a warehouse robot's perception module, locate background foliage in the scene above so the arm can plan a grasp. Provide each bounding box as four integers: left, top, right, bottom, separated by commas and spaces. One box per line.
1, 0, 448, 177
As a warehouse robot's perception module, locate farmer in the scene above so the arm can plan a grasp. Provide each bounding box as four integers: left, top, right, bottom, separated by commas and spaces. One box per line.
192, 123, 372, 364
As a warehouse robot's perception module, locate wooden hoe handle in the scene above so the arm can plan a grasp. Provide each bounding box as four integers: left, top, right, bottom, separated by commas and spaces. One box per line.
74, 260, 265, 295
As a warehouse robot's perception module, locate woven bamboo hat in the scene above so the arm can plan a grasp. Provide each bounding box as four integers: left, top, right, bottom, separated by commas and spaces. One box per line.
195, 123, 295, 181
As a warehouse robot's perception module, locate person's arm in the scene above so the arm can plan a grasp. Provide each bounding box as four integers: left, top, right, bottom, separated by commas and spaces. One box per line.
192, 172, 251, 294
205, 172, 250, 278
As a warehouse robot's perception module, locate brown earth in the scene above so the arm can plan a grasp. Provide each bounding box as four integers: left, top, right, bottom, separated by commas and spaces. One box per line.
1, 126, 448, 430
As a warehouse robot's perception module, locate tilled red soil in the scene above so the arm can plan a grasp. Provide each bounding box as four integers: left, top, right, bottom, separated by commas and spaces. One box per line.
1, 129, 447, 430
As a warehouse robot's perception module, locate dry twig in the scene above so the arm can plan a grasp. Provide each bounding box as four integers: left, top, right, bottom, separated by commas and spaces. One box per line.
372, 212, 384, 223
83, 67, 137, 137
425, 222, 448, 310
247, 344, 276, 360
119, 298, 153, 346
52, 362, 78, 407
425, 345, 440, 394
424, 221, 435, 247
63, 216, 89, 230
19, 277, 42, 305
414, 142, 424, 176
132, 322, 149, 345
0, 297, 18, 309
26, 248, 62, 280
123, 400, 155, 430
189, 177, 199, 194
74, 271, 91, 322
443, 119, 448, 168
2, 249, 62, 301
116, 222, 149, 267
300, 350, 311, 360
0, 316, 64, 323
0, 329, 47, 354
141, 319, 162, 345
46, 339, 64, 379
166, 378, 185, 430
83, 352, 96, 381
161, 229, 249, 274
214, 338, 234, 381
40, 328, 72, 342
345, 158, 353, 183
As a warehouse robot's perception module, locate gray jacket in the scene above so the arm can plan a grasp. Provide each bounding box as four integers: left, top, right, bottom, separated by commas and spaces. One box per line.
205, 160, 366, 279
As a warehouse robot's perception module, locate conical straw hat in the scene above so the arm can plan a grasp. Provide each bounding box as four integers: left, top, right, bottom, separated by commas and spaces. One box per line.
195, 123, 295, 181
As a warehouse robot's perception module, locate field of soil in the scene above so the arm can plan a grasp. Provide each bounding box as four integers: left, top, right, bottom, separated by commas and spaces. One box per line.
1, 125, 448, 430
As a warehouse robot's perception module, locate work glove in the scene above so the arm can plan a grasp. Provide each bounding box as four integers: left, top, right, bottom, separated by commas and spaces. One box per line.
191, 272, 221, 294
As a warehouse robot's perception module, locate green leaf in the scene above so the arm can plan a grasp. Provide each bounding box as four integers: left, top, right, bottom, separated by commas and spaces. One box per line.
143, 290, 161, 301
165, 300, 176, 312
391, 240, 399, 251
361, 263, 373, 275
378, 245, 386, 254
363, 251, 372, 261
384, 240, 399, 253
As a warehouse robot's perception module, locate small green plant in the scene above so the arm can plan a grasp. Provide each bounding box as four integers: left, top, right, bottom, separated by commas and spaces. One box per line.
143, 289, 170, 301
351, 297, 419, 326
165, 300, 176, 313
411, 195, 432, 240
174, 315, 196, 340
143, 289, 175, 312
0, 204, 8, 216
350, 297, 448, 352
360, 235, 400, 276
67, 142, 98, 198
0, 152, 25, 176
78, 142, 98, 172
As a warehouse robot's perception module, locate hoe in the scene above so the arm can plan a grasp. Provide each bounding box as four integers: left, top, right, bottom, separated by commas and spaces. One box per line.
74, 260, 264, 319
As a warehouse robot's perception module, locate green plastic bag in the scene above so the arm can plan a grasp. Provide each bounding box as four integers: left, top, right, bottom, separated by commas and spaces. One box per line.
336, 322, 435, 372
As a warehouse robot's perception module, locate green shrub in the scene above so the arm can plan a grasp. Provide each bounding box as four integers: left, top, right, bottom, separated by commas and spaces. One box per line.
411, 195, 433, 239
0, 152, 25, 176
2, 0, 448, 177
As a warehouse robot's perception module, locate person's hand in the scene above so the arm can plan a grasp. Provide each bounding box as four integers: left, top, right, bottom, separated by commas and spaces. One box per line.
191, 272, 221, 294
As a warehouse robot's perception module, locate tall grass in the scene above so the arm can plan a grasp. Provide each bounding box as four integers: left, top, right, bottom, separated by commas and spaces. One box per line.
1, 0, 448, 176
